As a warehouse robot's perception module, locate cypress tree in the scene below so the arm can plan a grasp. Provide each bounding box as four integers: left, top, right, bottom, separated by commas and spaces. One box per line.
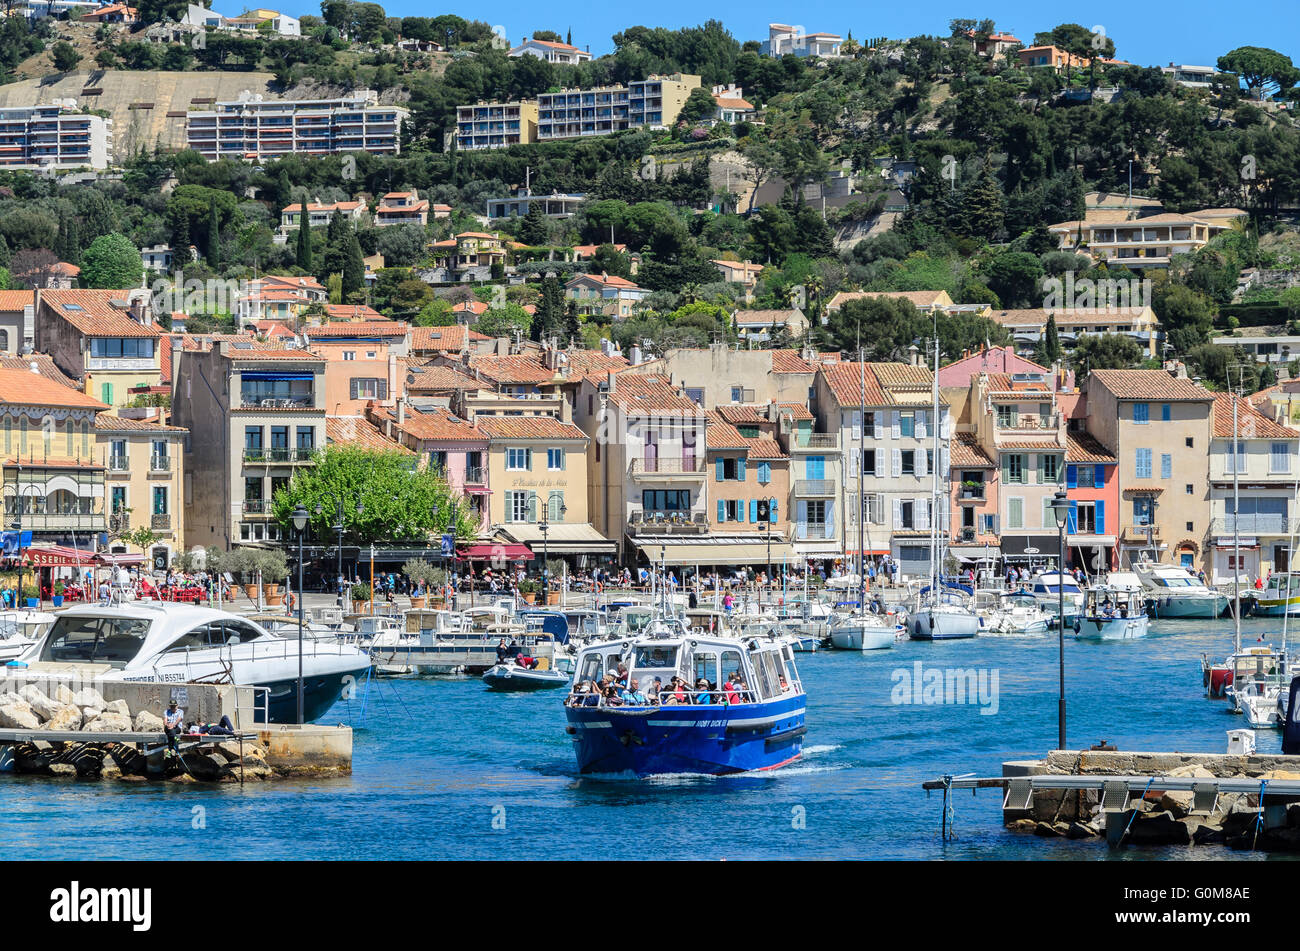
206, 201, 221, 267
1044, 313, 1062, 363
342, 226, 365, 299
296, 200, 312, 271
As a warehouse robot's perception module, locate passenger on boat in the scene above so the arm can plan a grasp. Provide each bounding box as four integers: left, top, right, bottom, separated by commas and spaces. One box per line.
615, 664, 629, 687
496, 639, 509, 662
661, 676, 688, 705
622, 679, 648, 705
695, 678, 713, 704
723, 674, 743, 705
1101, 598, 1114, 617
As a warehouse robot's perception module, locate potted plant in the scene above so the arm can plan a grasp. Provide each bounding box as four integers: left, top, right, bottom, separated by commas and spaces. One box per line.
544, 559, 565, 604
22, 584, 39, 608
402, 558, 438, 607
52, 580, 65, 607
351, 582, 371, 610
257, 549, 288, 602
518, 578, 539, 604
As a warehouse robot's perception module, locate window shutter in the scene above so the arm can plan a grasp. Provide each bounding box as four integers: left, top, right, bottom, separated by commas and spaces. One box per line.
849, 451, 859, 478
718, 499, 726, 522
1066, 464, 1078, 489
891, 411, 901, 439
797, 500, 808, 538
525, 448, 533, 471
892, 449, 901, 478
1067, 501, 1078, 534
378, 380, 388, 399
527, 491, 537, 523
872, 415, 882, 440
1094, 466, 1104, 490
349, 379, 359, 399
824, 500, 835, 540
716, 458, 724, 481
851, 411, 861, 442
916, 498, 929, 531
916, 449, 927, 477
1096, 500, 1105, 535
750, 499, 758, 523
916, 411, 927, 439
940, 447, 949, 477
873, 494, 885, 524
770, 497, 778, 523
892, 497, 901, 529
737, 457, 746, 480
874, 451, 883, 478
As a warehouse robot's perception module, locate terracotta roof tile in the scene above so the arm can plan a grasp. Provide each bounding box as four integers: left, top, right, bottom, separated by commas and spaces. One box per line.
306, 321, 409, 338
326, 415, 415, 453
94, 413, 186, 433
41, 290, 159, 339
473, 414, 587, 441
1066, 431, 1115, 463
1212, 393, 1296, 440
822, 362, 932, 407
705, 413, 787, 459
405, 365, 482, 392
409, 324, 490, 353
0, 290, 34, 311
607, 373, 704, 415
0, 368, 108, 409
769, 350, 818, 374
468, 354, 557, 386
1088, 369, 1211, 402
951, 432, 995, 467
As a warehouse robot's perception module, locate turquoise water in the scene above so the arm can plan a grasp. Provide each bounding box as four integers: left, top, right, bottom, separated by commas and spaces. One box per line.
0, 618, 1290, 860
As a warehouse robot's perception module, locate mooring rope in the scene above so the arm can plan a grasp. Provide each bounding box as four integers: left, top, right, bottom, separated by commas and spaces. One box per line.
1117, 777, 1156, 845
1252, 779, 1269, 850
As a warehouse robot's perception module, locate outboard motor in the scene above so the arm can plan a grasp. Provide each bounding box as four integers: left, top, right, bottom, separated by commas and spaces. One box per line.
1283, 676, 1300, 755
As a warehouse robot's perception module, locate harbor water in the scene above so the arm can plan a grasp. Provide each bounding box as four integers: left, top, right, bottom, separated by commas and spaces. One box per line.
0, 618, 1293, 860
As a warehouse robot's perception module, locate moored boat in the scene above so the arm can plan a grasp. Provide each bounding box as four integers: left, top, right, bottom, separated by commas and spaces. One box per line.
1134, 560, 1229, 618
482, 659, 569, 691
1070, 584, 1148, 640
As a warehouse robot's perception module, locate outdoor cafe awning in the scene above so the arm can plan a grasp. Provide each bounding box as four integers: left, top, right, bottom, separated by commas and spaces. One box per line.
631, 537, 796, 566
456, 543, 534, 562
22, 545, 98, 568
496, 523, 618, 555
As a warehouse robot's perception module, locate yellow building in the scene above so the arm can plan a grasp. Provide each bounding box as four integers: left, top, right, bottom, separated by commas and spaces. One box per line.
36, 289, 162, 412
96, 414, 188, 569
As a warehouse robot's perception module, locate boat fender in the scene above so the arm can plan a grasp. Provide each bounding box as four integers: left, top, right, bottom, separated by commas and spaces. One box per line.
1072, 618, 1081, 633
565, 726, 577, 735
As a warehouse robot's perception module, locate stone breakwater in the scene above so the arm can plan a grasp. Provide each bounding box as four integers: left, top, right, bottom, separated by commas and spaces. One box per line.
0, 683, 166, 734
1003, 750, 1300, 851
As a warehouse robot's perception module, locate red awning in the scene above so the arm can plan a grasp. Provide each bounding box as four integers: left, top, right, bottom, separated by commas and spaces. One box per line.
456, 543, 534, 561
23, 545, 98, 567
463, 487, 492, 495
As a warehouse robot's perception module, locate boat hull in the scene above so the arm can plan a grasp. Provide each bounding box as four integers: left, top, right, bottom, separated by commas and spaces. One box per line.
565, 694, 806, 776
482, 664, 569, 691
260, 667, 371, 723
829, 622, 894, 651
1253, 598, 1300, 617
1148, 593, 1230, 619
909, 610, 979, 640
1072, 615, 1149, 640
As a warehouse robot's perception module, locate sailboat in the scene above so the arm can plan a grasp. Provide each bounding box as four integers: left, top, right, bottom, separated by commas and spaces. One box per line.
908, 336, 979, 640
828, 350, 894, 651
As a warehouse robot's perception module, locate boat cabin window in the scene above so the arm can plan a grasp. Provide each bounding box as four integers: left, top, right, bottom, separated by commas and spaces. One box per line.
633, 645, 678, 669
781, 645, 799, 689
693, 652, 719, 687
578, 653, 604, 685
721, 650, 742, 682
40, 615, 153, 667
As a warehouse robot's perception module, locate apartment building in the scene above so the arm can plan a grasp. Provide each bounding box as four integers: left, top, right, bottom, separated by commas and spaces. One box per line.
761, 24, 843, 58
278, 198, 366, 234
374, 191, 430, 228
37, 289, 162, 411
815, 360, 940, 577
430, 232, 508, 280
991, 306, 1161, 358
1161, 64, 1217, 88
948, 432, 999, 557
700, 408, 795, 569
629, 75, 701, 128
1083, 369, 1215, 570
97, 414, 187, 569
763, 402, 841, 566
235, 275, 327, 325
0, 368, 109, 549
186, 92, 405, 162
574, 371, 710, 566
173, 341, 326, 548
0, 105, 113, 171
564, 273, 650, 319
534, 74, 701, 141
455, 100, 538, 151
1048, 209, 1246, 270
1063, 431, 1120, 573
1207, 393, 1300, 583
509, 38, 592, 65
632, 345, 833, 413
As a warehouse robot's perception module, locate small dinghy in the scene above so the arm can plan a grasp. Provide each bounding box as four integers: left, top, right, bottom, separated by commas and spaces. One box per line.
482, 661, 570, 691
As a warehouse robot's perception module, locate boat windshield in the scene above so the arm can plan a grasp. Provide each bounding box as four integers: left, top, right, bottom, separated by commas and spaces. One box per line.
1268, 575, 1300, 594
39, 615, 153, 668
1155, 577, 1194, 588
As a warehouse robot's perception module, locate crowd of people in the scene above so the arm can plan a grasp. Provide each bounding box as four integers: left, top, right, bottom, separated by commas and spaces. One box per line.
569, 662, 759, 708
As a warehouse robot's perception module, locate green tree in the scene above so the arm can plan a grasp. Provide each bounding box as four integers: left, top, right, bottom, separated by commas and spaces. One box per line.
205, 200, 221, 267
272, 445, 477, 544
342, 226, 365, 300
474, 303, 533, 339
50, 41, 81, 73
1069, 334, 1144, 382
1217, 46, 1300, 100
678, 86, 718, 126
1153, 282, 1215, 355
518, 203, 549, 245
80, 233, 143, 289
295, 200, 312, 271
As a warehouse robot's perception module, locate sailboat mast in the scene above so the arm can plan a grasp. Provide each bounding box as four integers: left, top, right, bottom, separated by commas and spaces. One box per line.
930, 337, 941, 600
1233, 371, 1241, 654
858, 348, 866, 612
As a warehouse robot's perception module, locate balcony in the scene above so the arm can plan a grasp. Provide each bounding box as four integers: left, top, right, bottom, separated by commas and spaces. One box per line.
241, 396, 315, 411
151, 513, 171, 531
243, 499, 268, 515
108, 454, 129, 472
16, 513, 106, 532
794, 479, 835, 497
464, 466, 487, 486
150, 454, 171, 473
1211, 515, 1300, 536
628, 511, 709, 534
958, 483, 986, 501
795, 433, 839, 450
628, 457, 707, 478
996, 413, 1060, 432
243, 448, 313, 463
1122, 522, 1163, 542
794, 523, 834, 541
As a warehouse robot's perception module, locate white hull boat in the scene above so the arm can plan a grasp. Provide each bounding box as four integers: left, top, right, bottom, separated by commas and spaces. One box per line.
828, 613, 894, 651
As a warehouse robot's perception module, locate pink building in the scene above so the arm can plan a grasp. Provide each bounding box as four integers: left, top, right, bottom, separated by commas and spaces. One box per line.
1065, 431, 1119, 573
937, 346, 1072, 389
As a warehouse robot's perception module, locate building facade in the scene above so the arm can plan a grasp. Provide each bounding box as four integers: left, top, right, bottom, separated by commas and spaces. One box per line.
186, 92, 405, 161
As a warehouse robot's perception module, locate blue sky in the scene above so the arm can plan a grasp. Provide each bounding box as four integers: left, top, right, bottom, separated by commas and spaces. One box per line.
275, 1, 1299, 68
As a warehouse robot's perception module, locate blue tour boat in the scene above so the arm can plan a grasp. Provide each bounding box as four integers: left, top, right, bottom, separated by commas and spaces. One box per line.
563, 626, 807, 776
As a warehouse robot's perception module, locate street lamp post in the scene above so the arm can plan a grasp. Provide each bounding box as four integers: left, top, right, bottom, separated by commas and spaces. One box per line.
1049, 489, 1071, 751
292, 504, 309, 724
538, 500, 567, 604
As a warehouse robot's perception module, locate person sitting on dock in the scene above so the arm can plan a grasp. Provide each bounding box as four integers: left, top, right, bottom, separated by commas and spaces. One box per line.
163, 700, 184, 751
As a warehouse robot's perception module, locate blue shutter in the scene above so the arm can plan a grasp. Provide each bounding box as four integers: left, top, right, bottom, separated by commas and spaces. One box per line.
1161, 404, 1171, 422
750, 499, 758, 523
1066, 465, 1077, 489
737, 457, 746, 480
770, 497, 778, 523
717, 499, 726, 522
1067, 501, 1078, 534
1095, 500, 1105, 535
716, 458, 724, 481
1094, 465, 1104, 490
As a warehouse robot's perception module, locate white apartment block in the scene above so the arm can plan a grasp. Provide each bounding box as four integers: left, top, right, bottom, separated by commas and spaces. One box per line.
0, 105, 112, 171
186, 92, 404, 162
761, 23, 843, 58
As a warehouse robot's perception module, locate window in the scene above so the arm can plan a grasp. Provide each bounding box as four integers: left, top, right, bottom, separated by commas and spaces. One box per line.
1076, 465, 1093, 487
1186, 437, 1194, 448
296, 427, 314, 451
152, 486, 168, 515
738, 425, 759, 438
342, 351, 356, 361
1161, 404, 1171, 422
507, 448, 531, 471
1187, 484, 1194, 495
861, 450, 874, 476
100, 382, 114, 405
643, 490, 690, 513
1040, 454, 1060, 483
1226, 442, 1245, 474
996, 405, 1014, 427
899, 500, 915, 529
1076, 502, 1097, 533
547, 448, 565, 471
900, 450, 915, 476
1005, 454, 1025, 484
719, 457, 741, 480
1007, 497, 1023, 530
1133, 498, 1154, 525
1272, 442, 1292, 474
506, 491, 535, 522
899, 413, 915, 437
805, 499, 827, 532
1160, 453, 1172, 480
110, 486, 126, 514
546, 491, 565, 521
349, 378, 386, 400
723, 500, 741, 521
89, 338, 155, 359
1135, 448, 1152, 478
1133, 403, 1149, 424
